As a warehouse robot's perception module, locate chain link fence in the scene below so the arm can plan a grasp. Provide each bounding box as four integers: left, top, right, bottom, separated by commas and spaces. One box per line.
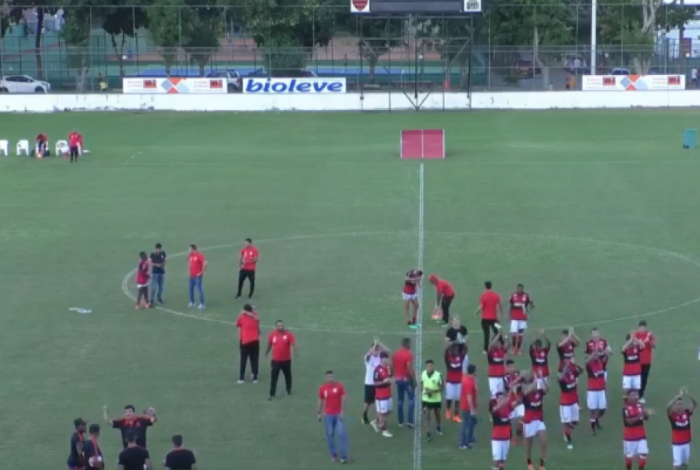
0, 4, 694, 93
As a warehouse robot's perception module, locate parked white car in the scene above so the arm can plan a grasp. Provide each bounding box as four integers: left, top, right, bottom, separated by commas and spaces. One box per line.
0, 75, 51, 93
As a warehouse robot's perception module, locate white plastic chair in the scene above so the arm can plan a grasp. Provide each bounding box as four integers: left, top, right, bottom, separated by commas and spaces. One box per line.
0, 140, 8, 156
56, 140, 69, 156
16, 139, 29, 156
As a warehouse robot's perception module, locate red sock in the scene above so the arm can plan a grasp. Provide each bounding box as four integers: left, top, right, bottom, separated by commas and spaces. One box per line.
638, 458, 646, 470
625, 458, 632, 470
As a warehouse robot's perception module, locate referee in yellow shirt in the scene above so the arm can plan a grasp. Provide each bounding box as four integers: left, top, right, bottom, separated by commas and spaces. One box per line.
420, 359, 443, 442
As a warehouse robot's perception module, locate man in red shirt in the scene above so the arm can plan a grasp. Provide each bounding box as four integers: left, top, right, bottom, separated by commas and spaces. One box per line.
667, 387, 696, 469
402, 269, 423, 327
428, 274, 455, 326
372, 351, 394, 437
236, 238, 259, 300
586, 351, 607, 434
623, 390, 650, 470
135, 251, 150, 309
585, 327, 611, 382
622, 333, 645, 392
68, 129, 83, 163
317, 370, 348, 463
35, 132, 48, 157
266, 320, 297, 400
187, 244, 207, 310
476, 281, 502, 353
392, 338, 415, 428
509, 284, 534, 355
634, 321, 656, 402
558, 358, 583, 450
459, 364, 478, 449
236, 303, 260, 383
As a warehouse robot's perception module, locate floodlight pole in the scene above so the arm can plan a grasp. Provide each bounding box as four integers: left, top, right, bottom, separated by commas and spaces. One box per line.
590, 0, 597, 75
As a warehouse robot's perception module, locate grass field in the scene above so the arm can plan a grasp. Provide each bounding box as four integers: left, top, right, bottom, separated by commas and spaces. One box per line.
2, 109, 700, 470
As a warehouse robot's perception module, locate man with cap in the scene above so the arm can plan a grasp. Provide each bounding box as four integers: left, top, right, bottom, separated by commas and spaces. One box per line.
67, 418, 87, 470
83, 424, 104, 470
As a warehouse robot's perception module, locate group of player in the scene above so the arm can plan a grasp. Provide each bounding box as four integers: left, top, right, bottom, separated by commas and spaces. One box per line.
34, 130, 84, 161
394, 269, 697, 470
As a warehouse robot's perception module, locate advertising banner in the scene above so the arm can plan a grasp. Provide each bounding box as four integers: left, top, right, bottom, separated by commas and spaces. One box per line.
122, 78, 227, 94
582, 75, 685, 91
243, 78, 347, 94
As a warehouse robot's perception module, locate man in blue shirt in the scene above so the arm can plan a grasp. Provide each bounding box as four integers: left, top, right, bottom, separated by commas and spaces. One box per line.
150, 243, 167, 306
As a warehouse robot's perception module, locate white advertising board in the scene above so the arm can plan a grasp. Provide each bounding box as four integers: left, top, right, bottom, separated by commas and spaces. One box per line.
582, 74, 685, 91
242, 78, 346, 94
122, 78, 227, 94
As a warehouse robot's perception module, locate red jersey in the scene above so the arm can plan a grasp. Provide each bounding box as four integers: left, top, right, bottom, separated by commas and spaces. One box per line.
268, 330, 295, 361
623, 402, 647, 441
557, 341, 576, 372
437, 279, 455, 298
36, 133, 47, 143
188, 251, 205, 278
523, 388, 546, 424
68, 132, 82, 147
444, 350, 465, 384
403, 270, 420, 295
558, 365, 582, 406
491, 400, 514, 441
586, 359, 606, 391
240, 246, 259, 271
669, 408, 693, 445
373, 365, 392, 400
236, 311, 260, 345
319, 382, 346, 415
392, 348, 413, 381
529, 345, 550, 378
585, 338, 610, 369
634, 331, 655, 365
509, 292, 532, 321
136, 259, 150, 285
480, 290, 500, 321
487, 346, 507, 377
622, 345, 642, 376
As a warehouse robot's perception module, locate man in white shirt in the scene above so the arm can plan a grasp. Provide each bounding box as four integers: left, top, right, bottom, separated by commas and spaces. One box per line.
362, 338, 390, 425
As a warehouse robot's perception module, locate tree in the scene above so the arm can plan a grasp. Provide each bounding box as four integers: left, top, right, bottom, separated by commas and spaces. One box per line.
484, 0, 574, 86
597, 0, 694, 73
147, 0, 190, 76
356, 18, 404, 83
416, 17, 478, 89
60, 4, 97, 92
182, 4, 224, 76
102, 4, 150, 77
238, 0, 340, 74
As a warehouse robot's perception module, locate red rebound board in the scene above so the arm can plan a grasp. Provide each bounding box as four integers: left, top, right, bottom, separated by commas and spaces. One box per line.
400, 130, 445, 159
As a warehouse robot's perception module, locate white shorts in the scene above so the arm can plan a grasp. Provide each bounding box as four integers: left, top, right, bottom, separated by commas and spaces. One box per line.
376, 398, 393, 414
673, 443, 690, 466
136, 283, 148, 289
489, 377, 505, 397
446, 382, 461, 401
402, 292, 418, 301
510, 404, 525, 420
623, 375, 641, 391
510, 320, 527, 333
559, 404, 580, 424
523, 420, 546, 438
587, 390, 607, 410
491, 440, 510, 462
624, 439, 649, 458
536, 377, 548, 389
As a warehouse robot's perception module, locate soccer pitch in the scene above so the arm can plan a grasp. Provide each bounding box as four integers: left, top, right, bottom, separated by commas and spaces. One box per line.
2, 109, 700, 470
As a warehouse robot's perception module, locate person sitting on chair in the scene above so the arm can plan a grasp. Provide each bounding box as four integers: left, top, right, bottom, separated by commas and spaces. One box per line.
35, 132, 49, 157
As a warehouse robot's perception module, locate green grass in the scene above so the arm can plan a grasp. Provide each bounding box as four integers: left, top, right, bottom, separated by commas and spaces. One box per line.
1, 109, 700, 470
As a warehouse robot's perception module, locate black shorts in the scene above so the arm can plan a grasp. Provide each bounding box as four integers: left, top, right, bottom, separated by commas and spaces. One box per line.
422, 401, 441, 411
364, 384, 376, 404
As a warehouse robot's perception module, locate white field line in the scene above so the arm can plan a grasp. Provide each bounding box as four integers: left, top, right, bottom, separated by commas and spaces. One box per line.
119, 230, 700, 335
413, 163, 425, 470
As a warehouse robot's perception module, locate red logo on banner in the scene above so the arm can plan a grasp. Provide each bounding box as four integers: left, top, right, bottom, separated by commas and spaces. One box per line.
668, 75, 681, 85
351, 0, 369, 12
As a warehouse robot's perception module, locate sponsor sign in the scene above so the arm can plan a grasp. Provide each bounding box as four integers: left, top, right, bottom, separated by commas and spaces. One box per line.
243, 78, 347, 94
463, 0, 482, 12
122, 78, 227, 94
582, 74, 685, 91
351, 0, 370, 13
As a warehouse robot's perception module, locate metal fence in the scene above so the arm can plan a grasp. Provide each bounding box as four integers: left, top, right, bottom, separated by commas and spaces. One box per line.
0, 4, 696, 93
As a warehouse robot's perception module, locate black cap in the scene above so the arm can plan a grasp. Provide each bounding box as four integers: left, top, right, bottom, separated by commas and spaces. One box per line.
74, 418, 87, 427
89, 423, 100, 433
